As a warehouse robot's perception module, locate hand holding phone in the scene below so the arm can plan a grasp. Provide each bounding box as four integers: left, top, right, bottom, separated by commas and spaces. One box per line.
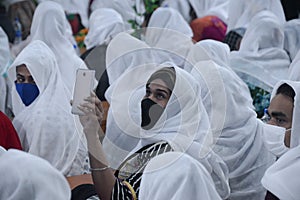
71, 69, 95, 115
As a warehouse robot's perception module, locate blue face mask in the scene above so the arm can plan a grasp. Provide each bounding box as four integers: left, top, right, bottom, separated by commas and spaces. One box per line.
15, 83, 40, 106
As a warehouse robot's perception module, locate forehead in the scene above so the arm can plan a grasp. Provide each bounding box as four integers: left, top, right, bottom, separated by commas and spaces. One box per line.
16, 64, 31, 76
148, 78, 170, 91
269, 94, 294, 113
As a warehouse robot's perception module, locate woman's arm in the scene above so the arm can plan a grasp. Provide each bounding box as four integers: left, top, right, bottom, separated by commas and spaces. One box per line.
78, 92, 116, 200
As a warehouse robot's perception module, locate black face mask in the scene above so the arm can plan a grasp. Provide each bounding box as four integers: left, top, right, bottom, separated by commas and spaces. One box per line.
141, 98, 165, 130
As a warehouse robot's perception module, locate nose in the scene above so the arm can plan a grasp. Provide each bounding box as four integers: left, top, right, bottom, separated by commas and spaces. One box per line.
148, 94, 155, 102
267, 118, 277, 126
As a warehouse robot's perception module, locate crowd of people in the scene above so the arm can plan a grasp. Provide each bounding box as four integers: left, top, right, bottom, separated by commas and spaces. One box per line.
0, 0, 300, 200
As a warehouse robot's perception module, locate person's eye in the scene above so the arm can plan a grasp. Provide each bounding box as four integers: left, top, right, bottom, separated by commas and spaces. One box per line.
156, 93, 166, 100
17, 77, 25, 83
276, 118, 286, 125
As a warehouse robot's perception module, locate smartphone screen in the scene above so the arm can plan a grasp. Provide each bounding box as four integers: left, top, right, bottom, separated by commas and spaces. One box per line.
71, 69, 95, 115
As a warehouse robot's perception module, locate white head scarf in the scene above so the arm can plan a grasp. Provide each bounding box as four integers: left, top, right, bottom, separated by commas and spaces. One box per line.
288, 50, 300, 81
31, 1, 88, 94
37, 0, 89, 28
139, 152, 222, 200
261, 145, 300, 200
103, 32, 152, 168
230, 10, 290, 92
0, 149, 71, 200
145, 8, 194, 68
106, 62, 230, 198
186, 39, 231, 71
8, 40, 88, 176
283, 19, 300, 61
189, 60, 276, 199
0, 27, 12, 113
271, 80, 300, 148
162, 0, 228, 24
90, 0, 144, 30
226, 0, 286, 32
84, 8, 125, 50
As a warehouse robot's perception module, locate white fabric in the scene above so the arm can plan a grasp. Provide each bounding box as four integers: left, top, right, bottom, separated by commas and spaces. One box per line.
30, 1, 89, 95
262, 123, 288, 158
0, 149, 71, 200
230, 10, 290, 92
145, 9, 194, 68
189, 60, 276, 200
162, 0, 228, 24
147, 7, 193, 38
262, 145, 300, 200
226, 0, 286, 32
91, 0, 144, 30
103, 32, 152, 168
84, 8, 125, 50
139, 152, 222, 200
8, 40, 88, 176
289, 50, 300, 81
284, 19, 300, 61
186, 39, 232, 71
0, 27, 11, 113
106, 62, 230, 198
37, 0, 89, 27
271, 80, 300, 148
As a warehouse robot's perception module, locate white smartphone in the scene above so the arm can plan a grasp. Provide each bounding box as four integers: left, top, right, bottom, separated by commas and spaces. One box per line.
71, 69, 95, 115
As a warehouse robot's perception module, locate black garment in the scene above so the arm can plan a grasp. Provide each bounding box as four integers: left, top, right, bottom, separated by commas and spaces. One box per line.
71, 184, 98, 200
265, 191, 280, 200
281, 0, 300, 21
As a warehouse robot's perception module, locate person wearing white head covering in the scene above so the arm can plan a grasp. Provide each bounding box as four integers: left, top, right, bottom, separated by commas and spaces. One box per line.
145, 7, 193, 68
37, 0, 89, 28
288, 50, 300, 81
188, 60, 276, 200
79, 62, 229, 199
283, 19, 300, 61
0, 148, 71, 200
0, 27, 12, 114
91, 0, 145, 30
84, 8, 125, 51
82, 8, 125, 83
230, 10, 290, 91
226, 0, 286, 33
161, 0, 228, 24
30, 1, 90, 95
139, 152, 222, 200
8, 40, 89, 177
185, 39, 231, 71
265, 80, 300, 154
261, 143, 300, 200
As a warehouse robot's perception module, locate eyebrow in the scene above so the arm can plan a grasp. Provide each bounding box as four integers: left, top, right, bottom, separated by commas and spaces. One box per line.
269, 111, 287, 118
156, 88, 169, 96
16, 73, 25, 77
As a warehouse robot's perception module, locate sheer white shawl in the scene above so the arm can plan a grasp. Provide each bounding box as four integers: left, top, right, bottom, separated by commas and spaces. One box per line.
0, 149, 71, 200
31, 1, 89, 95
261, 145, 300, 200
139, 152, 222, 200
189, 60, 276, 200
230, 11, 290, 92
226, 0, 285, 32
8, 40, 88, 176
288, 50, 300, 81
283, 19, 300, 61
84, 8, 125, 50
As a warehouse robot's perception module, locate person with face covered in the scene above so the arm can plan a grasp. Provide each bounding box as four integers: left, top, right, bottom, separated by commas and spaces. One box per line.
78, 63, 228, 200
262, 80, 300, 158
7, 40, 89, 177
